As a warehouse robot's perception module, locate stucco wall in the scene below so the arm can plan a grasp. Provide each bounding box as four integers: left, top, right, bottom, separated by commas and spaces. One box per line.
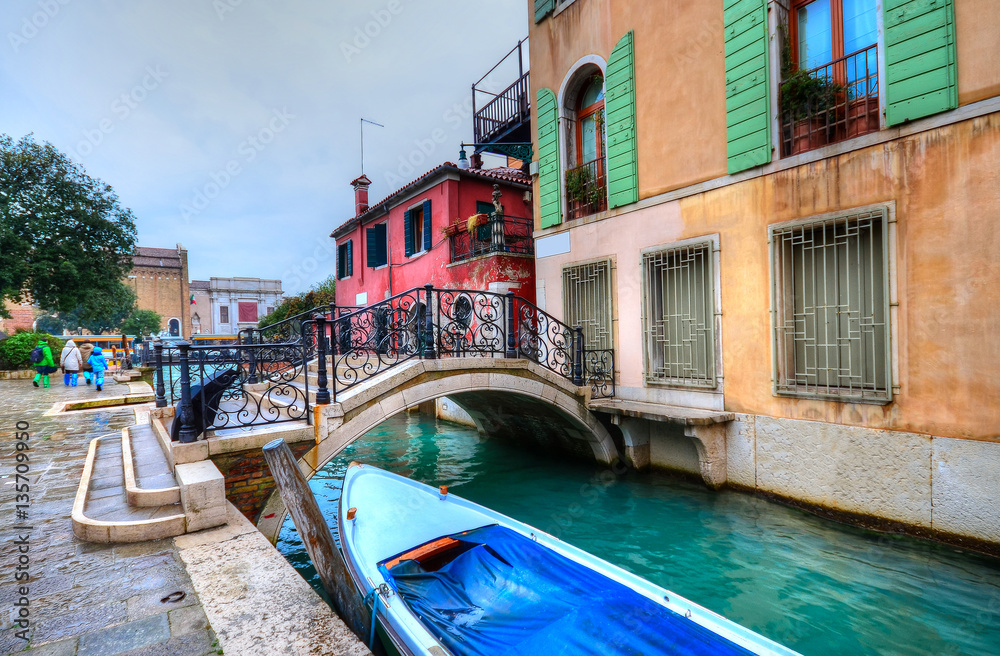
335, 174, 535, 306
528, 0, 1000, 211
536, 114, 1000, 441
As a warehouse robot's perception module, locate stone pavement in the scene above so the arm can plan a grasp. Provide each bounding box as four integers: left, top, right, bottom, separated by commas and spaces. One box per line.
0, 378, 220, 656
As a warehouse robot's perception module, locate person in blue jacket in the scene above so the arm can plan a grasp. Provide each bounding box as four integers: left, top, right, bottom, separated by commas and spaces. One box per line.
88, 346, 109, 392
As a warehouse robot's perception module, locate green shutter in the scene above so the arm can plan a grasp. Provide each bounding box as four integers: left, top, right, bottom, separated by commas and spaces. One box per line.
724, 0, 771, 174
375, 224, 387, 266
536, 87, 561, 229
403, 209, 413, 257
422, 200, 432, 252
534, 0, 554, 24
366, 226, 377, 267
606, 30, 638, 209
883, 0, 957, 126
337, 244, 345, 279
346, 239, 353, 277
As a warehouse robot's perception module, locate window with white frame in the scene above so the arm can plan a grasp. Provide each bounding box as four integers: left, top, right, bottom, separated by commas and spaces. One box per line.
642, 242, 716, 388
562, 259, 613, 351
771, 207, 890, 401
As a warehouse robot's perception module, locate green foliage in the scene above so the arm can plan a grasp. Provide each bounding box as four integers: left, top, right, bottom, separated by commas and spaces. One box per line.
565, 166, 603, 207
258, 277, 337, 338
121, 308, 162, 337
0, 331, 64, 370
40, 282, 138, 334
0, 134, 137, 318
35, 314, 67, 335
779, 69, 843, 121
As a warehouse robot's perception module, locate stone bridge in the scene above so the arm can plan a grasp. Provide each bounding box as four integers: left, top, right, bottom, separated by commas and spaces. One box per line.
253, 356, 619, 541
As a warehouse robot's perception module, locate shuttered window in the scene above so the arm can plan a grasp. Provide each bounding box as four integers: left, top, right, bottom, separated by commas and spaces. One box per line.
404, 201, 432, 256
724, 0, 772, 174
606, 31, 638, 209
337, 240, 353, 279
366, 223, 388, 268
536, 88, 561, 229
883, 0, 957, 126
534, 0, 554, 23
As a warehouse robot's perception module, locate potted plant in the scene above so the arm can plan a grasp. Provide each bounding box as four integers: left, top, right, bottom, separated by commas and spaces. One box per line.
846, 84, 880, 139
780, 68, 843, 154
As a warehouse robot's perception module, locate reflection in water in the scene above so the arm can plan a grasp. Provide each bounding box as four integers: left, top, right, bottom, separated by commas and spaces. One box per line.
277, 413, 1000, 656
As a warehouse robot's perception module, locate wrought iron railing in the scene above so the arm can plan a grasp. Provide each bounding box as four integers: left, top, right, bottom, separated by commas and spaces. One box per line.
157, 286, 616, 441
474, 72, 531, 144
472, 38, 529, 145
565, 158, 607, 220
780, 43, 880, 157
450, 214, 534, 262
154, 337, 311, 442
329, 285, 615, 401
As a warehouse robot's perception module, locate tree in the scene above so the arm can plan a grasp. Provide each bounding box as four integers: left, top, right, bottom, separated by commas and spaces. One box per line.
38, 281, 137, 334
121, 309, 162, 337
0, 331, 64, 370
258, 276, 336, 335
0, 134, 137, 318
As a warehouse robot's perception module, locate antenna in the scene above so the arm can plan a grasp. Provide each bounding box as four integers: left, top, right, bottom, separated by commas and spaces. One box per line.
360, 118, 385, 174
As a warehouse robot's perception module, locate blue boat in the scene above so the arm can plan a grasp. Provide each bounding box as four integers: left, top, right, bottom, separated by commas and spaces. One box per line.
338, 463, 802, 656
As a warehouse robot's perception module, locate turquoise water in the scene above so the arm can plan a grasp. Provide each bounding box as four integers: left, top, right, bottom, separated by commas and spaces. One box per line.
276, 413, 1000, 656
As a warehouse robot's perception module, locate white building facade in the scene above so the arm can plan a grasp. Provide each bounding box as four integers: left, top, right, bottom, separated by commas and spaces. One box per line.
190, 277, 283, 336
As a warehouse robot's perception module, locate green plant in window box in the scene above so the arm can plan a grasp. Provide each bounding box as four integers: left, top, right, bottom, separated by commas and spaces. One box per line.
565, 166, 592, 204
780, 69, 843, 154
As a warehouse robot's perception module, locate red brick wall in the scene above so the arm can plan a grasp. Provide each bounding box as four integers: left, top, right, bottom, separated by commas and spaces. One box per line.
211, 441, 315, 523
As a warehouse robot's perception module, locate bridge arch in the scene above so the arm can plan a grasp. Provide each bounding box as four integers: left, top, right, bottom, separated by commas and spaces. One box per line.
257, 358, 618, 541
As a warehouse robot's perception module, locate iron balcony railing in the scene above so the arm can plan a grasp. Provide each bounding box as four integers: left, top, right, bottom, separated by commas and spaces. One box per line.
566, 158, 607, 220
472, 38, 530, 145
159, 286, 616, 442
780, 43, 880, 157
474, 72, 531, 144
450, 214, 534, 263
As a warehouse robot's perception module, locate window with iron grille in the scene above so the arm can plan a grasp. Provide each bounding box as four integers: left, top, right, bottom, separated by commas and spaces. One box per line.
771, 208, 890, 402
642, 242, 716, 387
562, 259, 613, 350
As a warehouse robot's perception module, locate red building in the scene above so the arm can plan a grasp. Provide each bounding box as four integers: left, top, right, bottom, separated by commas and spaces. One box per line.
331, 161, 535, 308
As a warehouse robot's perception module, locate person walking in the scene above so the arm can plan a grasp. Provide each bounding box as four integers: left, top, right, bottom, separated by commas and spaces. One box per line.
59, 339, 83, 386
31, 339, 56, 388
88, 346, 109, 392
78, 339, 95, 385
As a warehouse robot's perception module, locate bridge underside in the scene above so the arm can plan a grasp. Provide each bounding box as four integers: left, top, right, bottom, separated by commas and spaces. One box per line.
447, 391, 600, 461
257, 358, 620, 540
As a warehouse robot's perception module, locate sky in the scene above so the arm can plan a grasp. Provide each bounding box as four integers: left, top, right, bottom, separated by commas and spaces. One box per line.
1, 0, 528, 294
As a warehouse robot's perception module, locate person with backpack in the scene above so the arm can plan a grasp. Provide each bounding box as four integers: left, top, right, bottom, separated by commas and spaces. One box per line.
78, 339, 95, 384
59, 339, 83, 386
88, 346, 109, 392
31, 339, 56, 388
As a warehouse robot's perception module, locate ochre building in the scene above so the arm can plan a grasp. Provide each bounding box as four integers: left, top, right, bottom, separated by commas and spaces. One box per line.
524, 0, 999, 546
126, 245, 191, 337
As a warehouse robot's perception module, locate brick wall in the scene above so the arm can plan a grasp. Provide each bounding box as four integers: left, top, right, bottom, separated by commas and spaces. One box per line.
211, 441, 315, 523
127, 265, 191, 336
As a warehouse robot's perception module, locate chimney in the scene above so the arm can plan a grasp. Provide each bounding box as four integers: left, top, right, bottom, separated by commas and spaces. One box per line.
351, 174, 372, 217
470, 152, 483, 170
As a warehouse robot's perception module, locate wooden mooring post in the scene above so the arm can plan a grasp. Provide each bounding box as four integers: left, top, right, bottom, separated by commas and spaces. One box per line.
262, 439, 373, 644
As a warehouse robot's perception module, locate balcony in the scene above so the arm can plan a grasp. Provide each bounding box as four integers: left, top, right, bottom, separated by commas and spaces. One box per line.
565, 159, 607, 221
780, 43, 880, 157
449, 214, 534, 263
471, 39, 532, 161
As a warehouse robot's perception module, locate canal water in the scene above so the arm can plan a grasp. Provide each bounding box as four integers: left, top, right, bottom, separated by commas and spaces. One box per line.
276, 412, 1000, 656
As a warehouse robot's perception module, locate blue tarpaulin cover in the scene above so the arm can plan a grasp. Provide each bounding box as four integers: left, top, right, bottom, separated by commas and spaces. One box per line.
383, 525, 757, 656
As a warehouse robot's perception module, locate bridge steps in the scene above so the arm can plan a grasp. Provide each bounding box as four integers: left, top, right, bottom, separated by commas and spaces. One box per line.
72, 411, 231, 543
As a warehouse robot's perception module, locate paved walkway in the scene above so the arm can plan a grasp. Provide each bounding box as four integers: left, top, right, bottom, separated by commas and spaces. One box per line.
0, 378, 220, 656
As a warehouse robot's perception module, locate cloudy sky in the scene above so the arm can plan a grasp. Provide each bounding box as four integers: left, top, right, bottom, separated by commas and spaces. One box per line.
1, 0, 528, 293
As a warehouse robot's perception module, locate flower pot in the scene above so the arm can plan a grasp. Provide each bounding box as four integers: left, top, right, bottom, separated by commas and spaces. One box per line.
442, 223, 460, 238
846, 96, 880, 139
790, 118, 829, 155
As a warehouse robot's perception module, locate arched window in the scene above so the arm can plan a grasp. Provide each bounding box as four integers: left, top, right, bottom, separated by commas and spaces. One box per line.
564, 69, 607, 220
168, 318, 180, 337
